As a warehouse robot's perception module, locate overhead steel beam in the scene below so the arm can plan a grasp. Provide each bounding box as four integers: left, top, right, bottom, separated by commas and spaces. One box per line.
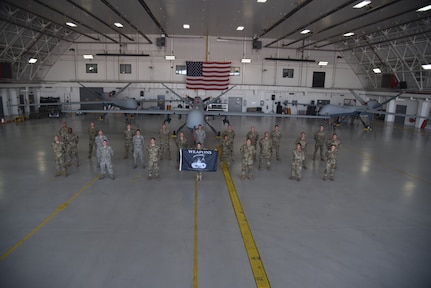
311, 8, 427, 50
265, 0, 358, 48
1, 1, 99, 41
258, 0, 313, 40
65, 0, 134, 42
283, 0, 404, 48
100, 0, 152, 44
136, 0, 168, 37
340, 29, 431, 52
30, 0, 119, 43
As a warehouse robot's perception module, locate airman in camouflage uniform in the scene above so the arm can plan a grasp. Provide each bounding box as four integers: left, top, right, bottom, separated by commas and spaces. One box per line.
95, 130, 108, 167
222, 124, 235, 158
295, 132, 308, 169
67, 127, 79, 167
258, 131, 272, 170
194, 124, 206, 146
159, 123, 171, 160
323, 144, 337, 181
270, 124, 281, 160
313, 125, 326, 161
132, 129, 145, 169
246, 126, 259, 150
175, 131, 188, 168
290, 143, 305, 181
195, 143, 203, 181
146, 137, 161, 181
59, 122, 69, 143
326, 133, 341, 158
240, 138, 256, 180
99, 139, 114, 180
52, 135, 67, 177
220, 134, 232, 167
88, 121, 98, 159
123, 124, 134, 159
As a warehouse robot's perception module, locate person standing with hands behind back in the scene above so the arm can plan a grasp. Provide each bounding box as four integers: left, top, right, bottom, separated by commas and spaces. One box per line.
146, 137, 161, 181
313, 125, 326, 161
194, 124, 206, 146
159, 123, 171, 160
240, 138, 256, 180
323, 144, 337, 181
99, 139, 114, 180
123, 124, 134, 159
295, 132, 308, 169
290, 143, 305, 181
52, 135, 67, 177
175, 131, 188, 169
270, 124, 281, 161
132, 129, 145, 169
88, 121, 98, 159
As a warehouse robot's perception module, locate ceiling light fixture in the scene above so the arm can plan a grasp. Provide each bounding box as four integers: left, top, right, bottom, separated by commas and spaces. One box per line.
373, 68, 382, 73
114, 22, 124, 28
28, 58, 37, 64
165, 55, 176, 60
83, 54, 94, 60
421, 64, 431, 70
183, 24, 190, 29
241, 58, 251, 63
417, 5, 431, 12
343, 32, 355, 37
300, 29, 311, 34
236, 26, 244, 31
66, 22, 77, 27
257, 0, 267, 3
318, 61, 328, 66
353, 1, 371, 9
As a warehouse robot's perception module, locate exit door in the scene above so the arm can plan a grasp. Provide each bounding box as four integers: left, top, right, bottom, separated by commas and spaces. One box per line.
19, 94, 25, 115
394, 104, 406, 125
157, 95, 165, 110
228, 97, 242, 112
0, 96, 4, 117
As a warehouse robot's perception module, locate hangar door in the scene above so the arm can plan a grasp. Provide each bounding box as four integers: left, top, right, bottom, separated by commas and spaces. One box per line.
79, 87, 104, 110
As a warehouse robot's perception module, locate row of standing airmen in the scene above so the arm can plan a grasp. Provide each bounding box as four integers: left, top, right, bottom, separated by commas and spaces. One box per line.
52, 121, 340, 181
234, 124, 341, 181
53, 121, 166, 180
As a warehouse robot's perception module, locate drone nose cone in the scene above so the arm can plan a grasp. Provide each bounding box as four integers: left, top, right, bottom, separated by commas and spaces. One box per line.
318, 106, 328, 115
187, 109, 205, 129
367, 100, 379, 109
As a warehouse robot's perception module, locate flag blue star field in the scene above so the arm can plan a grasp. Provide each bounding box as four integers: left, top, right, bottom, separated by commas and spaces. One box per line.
186, 61, 231, 90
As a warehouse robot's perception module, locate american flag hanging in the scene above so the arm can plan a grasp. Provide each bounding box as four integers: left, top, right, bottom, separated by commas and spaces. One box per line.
186, 61, 231, 90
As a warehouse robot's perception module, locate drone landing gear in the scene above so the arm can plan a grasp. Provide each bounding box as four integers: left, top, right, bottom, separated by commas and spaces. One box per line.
358, 116, 372, 131
163, 115, 172, 124
222, 115, 230, 125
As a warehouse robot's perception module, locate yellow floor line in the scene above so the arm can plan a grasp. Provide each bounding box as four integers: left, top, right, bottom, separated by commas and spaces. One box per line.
0, 177, 99, 262
221, 162, 271, 288
193, 179, 199, 288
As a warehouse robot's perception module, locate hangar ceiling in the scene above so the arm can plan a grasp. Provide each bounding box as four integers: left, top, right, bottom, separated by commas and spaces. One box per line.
0, 0, 430, 91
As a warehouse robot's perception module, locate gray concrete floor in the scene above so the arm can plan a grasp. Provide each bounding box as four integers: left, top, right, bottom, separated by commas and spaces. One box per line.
0, 113, 430, 288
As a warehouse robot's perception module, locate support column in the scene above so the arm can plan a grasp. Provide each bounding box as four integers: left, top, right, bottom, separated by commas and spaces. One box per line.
385, 98, 396, 123
415, 99, 430, 129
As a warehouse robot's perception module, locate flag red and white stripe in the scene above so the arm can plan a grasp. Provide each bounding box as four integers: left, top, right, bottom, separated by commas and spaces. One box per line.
186, 61, 231, 90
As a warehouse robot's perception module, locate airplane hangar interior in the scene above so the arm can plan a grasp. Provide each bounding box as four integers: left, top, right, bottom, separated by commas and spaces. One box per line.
1, 0, 431, 287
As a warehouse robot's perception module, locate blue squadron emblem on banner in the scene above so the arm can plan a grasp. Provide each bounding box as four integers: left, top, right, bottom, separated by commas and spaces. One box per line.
192, 154, 207, 169
180, 148, 218, 172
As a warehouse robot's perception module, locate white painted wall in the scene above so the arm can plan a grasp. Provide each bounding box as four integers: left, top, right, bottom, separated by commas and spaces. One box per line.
1, 35, 429, 130
44, 35, 363, 89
